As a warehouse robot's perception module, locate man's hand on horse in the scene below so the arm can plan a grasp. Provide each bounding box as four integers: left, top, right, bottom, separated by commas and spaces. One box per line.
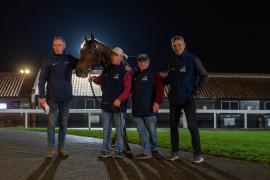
38, 98, 46, 108
88, 76, 96, 82
113, 99, 121, 108
152, 102, 160, 113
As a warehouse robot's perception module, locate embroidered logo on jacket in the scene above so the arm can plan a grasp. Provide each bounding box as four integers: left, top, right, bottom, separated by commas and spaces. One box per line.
141, 76, 148, 81
113, 74, 119, 79
180, 66, 186, 72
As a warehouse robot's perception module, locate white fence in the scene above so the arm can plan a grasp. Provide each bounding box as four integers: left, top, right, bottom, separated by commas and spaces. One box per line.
0, 109, 270, 129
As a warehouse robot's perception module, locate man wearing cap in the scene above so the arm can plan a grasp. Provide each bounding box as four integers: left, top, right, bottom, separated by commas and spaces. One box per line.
132, 54, 164, 159
38, 36, 78, 158
163, 36, 208, 163
89, 47, 132, 158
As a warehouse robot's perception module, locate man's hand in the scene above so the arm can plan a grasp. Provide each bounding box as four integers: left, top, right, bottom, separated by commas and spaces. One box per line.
152, 102, 160, 113
88, 76, 96, 83
113, 99, 121, 108
38, 98, 46, 108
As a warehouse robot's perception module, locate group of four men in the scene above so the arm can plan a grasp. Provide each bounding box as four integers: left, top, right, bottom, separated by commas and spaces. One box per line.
38, 35, 208, 164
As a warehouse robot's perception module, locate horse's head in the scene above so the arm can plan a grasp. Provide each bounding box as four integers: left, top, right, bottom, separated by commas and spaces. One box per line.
75, 33, 109, 78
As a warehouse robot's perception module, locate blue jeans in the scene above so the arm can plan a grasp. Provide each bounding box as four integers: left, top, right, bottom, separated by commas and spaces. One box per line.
134, 115, 158, 155
47, 100, 71, 150
101, 110, 125, 153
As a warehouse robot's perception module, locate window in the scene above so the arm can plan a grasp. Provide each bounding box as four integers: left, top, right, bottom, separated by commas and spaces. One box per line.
221, 101, 239, 110
85, 99, 102, 109
264, 102, 270, 110
230, 102, 239, 110
221, 101, 230, 110
85, 99, 95, 109
0, 103, 7, 109
196, 99, 215, 109
240, 101, 260, 110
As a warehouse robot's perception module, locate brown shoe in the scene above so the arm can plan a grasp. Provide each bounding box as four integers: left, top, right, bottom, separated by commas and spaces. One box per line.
58, 149, 69, 158
46, 148, 54, 159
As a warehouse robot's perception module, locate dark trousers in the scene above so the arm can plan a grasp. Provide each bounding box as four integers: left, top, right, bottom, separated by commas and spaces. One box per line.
170, 97, 201, 155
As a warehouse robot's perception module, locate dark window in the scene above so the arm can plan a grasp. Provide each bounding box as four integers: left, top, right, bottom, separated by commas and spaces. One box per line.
221, 102, 230, 110
85, 99, 94, 109
221, 101, 239, 110
230, 102, 239, 110
265, 103, 270, 110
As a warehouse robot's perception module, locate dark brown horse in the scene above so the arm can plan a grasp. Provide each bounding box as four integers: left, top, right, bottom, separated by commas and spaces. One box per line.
75, 33, 111, 78
75, 33, 131, 154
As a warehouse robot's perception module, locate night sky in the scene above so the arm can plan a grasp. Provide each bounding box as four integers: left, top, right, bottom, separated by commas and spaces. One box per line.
0, 1, 269, 73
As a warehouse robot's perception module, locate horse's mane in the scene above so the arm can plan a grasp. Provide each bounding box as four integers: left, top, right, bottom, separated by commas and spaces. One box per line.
95, 39, 128, 64
93, 39, 111, 68
94, 39, 110, 50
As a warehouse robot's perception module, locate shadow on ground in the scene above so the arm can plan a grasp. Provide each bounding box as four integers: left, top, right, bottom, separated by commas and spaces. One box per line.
99, 155, 241, 180
27, 157, 68, 180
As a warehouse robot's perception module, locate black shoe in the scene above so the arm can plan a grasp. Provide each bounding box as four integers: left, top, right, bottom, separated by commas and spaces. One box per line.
123, 151, 133, 158
134, 153, 153, 159
114, 151, 123, 159
166, 152, 179, 161
152, 151, 161, 159
191, 155, 204, 164
98, 151, 111, 158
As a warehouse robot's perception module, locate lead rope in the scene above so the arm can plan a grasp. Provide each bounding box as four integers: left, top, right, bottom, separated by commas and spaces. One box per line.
88, 70, 102, 106
88, 49, 104, 106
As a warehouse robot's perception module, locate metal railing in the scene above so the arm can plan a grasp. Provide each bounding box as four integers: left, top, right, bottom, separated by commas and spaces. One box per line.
0, 109, 270, 129
0, 109, 101, 129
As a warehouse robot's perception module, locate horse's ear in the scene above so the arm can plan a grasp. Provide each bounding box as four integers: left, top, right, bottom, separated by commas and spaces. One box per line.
83, 33, 88, 42
90, 33, 94, 41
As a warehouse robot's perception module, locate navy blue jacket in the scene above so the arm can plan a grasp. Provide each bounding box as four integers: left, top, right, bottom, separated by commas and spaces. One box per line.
101, 64, 128, 113
132, 68, 156, 117
167, 51, 208, 105
38, 53, 78, 102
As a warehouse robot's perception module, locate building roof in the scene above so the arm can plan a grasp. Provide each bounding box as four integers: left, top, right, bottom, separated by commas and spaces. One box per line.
72, 74, 102, 96
0, 72, 35, 97
199, 73, 270, 99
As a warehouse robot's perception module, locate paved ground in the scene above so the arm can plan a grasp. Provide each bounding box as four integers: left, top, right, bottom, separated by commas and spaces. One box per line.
0, 128, 269, 180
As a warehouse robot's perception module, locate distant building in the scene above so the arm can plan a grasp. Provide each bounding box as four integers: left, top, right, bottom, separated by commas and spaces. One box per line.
0, 72, 37, 127
195, 73, 270, 128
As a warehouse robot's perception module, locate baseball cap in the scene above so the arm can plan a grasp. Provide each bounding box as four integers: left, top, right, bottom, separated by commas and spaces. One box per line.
111, 47, 124, 56
137, 53, 150, 61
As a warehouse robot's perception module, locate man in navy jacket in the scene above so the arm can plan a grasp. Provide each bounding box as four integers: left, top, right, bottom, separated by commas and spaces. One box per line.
164, 36, 208, 163
38, 36, 78, 158
132, 54, 164, 159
